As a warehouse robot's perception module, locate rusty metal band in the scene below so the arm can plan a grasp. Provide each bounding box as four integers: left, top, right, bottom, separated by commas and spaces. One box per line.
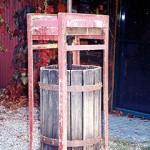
41, 136, 59, 146
41, 135, 101, 147
39, 82, 59, 91
39, 82, 102, 92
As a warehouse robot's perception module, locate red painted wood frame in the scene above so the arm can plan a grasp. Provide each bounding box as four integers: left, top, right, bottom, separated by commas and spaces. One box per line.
58, 13, 109, 150
27, 13, 58, 150
27, 13, 109, 150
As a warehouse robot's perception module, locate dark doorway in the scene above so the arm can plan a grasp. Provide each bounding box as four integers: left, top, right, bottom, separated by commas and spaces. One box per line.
114, 0, 150, 117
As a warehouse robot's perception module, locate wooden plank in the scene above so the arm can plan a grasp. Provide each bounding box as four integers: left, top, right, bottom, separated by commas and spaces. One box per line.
48, 69, 59, 150
66, 19, 106, 28
67, 71, 71, 150
83, 69, 94, 150
32, 35, 58, 41
93, 67, 102, 149
31, 14, 58, 27
63, 13, 109, 28
66, 27, 104, 36
76, 35, 104, 40
32, 44, 58, 50
58, 13, 68, 150
103, 27, 109, 150
40, 68, 43, 150
40, 68, 49, 150
32, 27, 58, 36
27, 14, 34, 150
66, 45, 106, 51
71, 69, 83, 150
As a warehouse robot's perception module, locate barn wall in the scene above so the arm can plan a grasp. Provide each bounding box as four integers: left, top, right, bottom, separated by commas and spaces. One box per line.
0, 1, 21, 88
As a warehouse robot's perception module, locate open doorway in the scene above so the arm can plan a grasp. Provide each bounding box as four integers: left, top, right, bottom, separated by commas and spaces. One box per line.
114, 0, 150, 118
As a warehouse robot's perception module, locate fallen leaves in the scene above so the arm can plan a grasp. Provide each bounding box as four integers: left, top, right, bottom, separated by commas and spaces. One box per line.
111, 109, 136, 118
0, 116, 5, 120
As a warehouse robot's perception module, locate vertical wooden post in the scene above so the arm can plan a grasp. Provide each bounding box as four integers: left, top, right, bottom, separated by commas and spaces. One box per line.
103, 24, 109, 150
27, 14, 34, 150
110, 0, 119, 111
67, 0, 80, 65
73, 37, 80, 64
58, 14, 67, 150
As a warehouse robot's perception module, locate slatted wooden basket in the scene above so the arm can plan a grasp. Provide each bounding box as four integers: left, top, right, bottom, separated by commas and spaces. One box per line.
40, 65, 102, 150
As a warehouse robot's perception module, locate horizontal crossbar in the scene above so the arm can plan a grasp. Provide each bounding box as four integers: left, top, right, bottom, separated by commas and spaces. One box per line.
66, 27, 104, 36
32, 43, 58, 50
66, 45, 106, 51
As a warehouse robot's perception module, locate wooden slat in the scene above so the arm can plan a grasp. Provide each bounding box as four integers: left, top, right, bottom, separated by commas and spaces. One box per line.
66, 45, 106, 51
32, 35, 58, 41
40, 69, 43, 150
66, 27, 104, 36
48, 69, 59, 150
71, 69, 83, 150
93, 67, 102, 149
31, 14, 58, 28
76, 35, 104, 40
66, 18, 107, 28
32, 27, 58, 35
83, 69, 94, 150
40, 69, 49, 150
32, 44, 58, 50
60, 13, 109, 28
67, 71, 71, 150
40, 67, 59, 150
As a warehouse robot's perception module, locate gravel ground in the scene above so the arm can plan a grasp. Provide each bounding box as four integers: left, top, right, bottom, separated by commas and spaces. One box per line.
0, 106, 40, 150
0, 105, 150, 150
109, 114, 150, 148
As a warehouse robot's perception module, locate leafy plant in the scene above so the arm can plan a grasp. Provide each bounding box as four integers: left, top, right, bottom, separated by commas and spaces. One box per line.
0, 0, 66, 108
0, 0, 14, 51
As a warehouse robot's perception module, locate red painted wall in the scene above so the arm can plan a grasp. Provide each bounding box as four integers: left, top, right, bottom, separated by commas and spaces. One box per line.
0, 1, 21, 88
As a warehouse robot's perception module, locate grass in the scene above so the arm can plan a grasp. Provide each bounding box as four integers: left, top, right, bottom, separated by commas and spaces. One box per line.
145, 147, 150, 150
100, 138, 150, 150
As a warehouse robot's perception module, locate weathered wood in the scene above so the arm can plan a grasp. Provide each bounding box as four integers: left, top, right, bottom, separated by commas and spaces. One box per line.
40, 67, 59, 150
70, 69, 83, 150
28, 13, 109, 150
32, 27, 58, 35
66, 15, 108, 28
40, 68, 49, 150
32, 35, 58, 41
40, 65, 102, 150
32, 43, 58, 50
31, 14, 58, 28
48, 69, 59, 150
66, 45, 106, 51
66, 27, 104, 36
83, 69, 94, 150
67, 71, 71, 150
93, 68, 102, 150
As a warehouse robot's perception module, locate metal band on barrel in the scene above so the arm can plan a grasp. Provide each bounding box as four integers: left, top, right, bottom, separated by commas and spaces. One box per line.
39, 82, 102, 92
41, 135, 101, 147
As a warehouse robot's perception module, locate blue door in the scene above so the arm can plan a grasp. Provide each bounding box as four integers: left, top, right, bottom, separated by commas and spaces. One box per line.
114, 0, 150, 118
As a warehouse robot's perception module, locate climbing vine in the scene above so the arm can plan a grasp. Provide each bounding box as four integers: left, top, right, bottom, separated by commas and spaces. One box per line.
0, 0, 14, 51
0, 0, 108, 109
0, 0, 66, 108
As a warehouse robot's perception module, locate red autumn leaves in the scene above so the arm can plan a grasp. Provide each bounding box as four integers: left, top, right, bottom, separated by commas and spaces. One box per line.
36, 3, 66, 14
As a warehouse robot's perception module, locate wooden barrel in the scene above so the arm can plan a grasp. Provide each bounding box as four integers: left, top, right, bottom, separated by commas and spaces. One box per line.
40, 65, 102, 150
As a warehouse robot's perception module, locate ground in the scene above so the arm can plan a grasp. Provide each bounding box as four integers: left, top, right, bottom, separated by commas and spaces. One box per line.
0, 105, 150, 150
